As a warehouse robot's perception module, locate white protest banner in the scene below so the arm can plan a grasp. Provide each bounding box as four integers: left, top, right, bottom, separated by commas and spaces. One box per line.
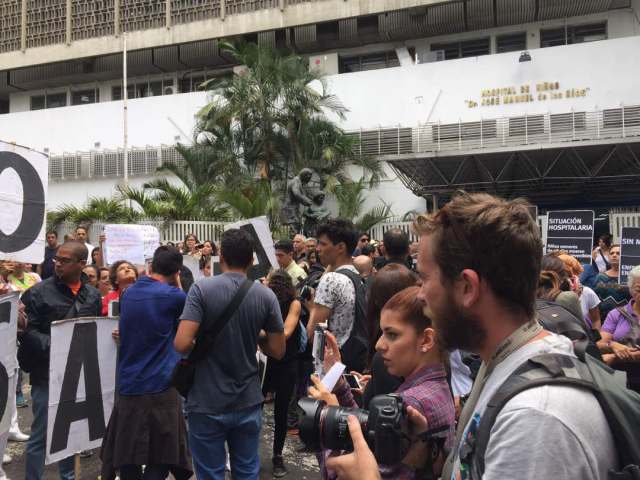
620, 227, 640, 285
182, 255, 203, 282
0, 292, 18, 435
226, 216, 277, 280
141, 225, 161, 260
104, 224, 145, 265
0, 142, 48, 264
46, 317, 118, 464
546, 210, 595, 262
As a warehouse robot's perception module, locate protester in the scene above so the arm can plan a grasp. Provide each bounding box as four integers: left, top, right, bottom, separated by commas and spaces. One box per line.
353, 232, 370, 256
101, 260, 138, 316
353, 255, 373, 280
183, 233, 199, 256
38, 230, 59, 280
101, 246, 192, 480
5, 261, 40, 292
91, 246, 102, 266
362, 264, 418, 406
174, 228, 285, 480
292, 234, 307, 263
305, 237, 317, 256
263, 269, 304, 477
311, 287, 455, 479
202, 240, 217, 257
592, 233, 613, 273
98, 267, 111, 297
538, 254, 583, 320
74, 226, 94, 263
374, 228, 411, 270
593, 244, 630, 319
558, 253, 602, 329
274, 239, 307, 288
19, 241, 102, 480
199, 255, 212, 278
597, 264, 640, 393
308, 219, 369, 373
82, 264, 99, 288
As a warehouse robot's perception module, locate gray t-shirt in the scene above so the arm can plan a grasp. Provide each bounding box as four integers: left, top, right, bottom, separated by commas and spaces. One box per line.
451, 333, 617, 480
180, 272, 284, 414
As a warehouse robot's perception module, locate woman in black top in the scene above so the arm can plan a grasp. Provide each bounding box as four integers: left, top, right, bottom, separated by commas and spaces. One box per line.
263, 269, 303, 477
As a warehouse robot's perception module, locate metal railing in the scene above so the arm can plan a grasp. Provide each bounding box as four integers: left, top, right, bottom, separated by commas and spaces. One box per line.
348, 105, 640, 156
610, 213, 640, 244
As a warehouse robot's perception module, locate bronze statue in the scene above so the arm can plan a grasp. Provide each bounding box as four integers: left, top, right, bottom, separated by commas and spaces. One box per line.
303, 192, 331, 237
281, 168, 313, 232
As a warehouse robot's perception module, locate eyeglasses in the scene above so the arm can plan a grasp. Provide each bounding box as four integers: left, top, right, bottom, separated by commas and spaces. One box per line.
54, 256, 76, 265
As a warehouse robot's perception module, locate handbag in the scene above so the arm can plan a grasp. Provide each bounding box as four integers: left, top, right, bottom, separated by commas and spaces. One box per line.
171, 278, 253, 398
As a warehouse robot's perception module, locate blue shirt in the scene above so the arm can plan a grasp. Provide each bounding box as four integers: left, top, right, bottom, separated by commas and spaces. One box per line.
118, 275, 186, 395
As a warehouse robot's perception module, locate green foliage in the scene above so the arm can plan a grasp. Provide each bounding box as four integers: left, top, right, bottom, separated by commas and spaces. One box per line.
333, 178, 393, 232
47, 197, 141, 230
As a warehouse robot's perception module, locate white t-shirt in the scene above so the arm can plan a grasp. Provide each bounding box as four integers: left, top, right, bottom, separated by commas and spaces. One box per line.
84, 242, 95, 263
314, 265, 357, 347
449, 350, 473, 397
451, 333, 617, 480
580, 286, 601, 317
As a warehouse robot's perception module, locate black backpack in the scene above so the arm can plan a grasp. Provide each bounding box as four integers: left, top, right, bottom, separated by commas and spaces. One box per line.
536, 299, 602, 360
335, 268, 369, 374
462, 350, 640, 480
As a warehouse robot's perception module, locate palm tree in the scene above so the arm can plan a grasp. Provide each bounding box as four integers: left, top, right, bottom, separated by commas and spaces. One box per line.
47, 197, 140, 230
333, 178, 393, 232
196, 41, 384, 187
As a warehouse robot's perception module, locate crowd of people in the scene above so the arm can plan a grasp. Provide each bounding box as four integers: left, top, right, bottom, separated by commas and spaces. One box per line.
0, 193, 638, 480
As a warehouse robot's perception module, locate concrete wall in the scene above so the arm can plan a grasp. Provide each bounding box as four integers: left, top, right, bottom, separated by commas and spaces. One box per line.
3, 35, 640, 214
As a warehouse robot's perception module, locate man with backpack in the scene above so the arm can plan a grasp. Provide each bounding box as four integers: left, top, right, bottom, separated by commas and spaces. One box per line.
327, 194, 635, 480
307, 219, 369, 374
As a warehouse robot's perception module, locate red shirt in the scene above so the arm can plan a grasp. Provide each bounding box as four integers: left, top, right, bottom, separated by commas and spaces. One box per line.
101, 289, 120, 316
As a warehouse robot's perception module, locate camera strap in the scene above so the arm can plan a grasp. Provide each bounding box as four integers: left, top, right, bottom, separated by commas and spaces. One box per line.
441, 319, 543, 479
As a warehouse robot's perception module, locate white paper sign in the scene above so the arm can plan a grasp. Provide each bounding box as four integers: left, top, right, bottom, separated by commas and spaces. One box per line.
104, 224, 147, 265
226, 216, 277, 280
141, 225, 161, 260
46, 317, 118, 464
0, 292, 18, 435
182, 255, 203, 282
0, 142, 48, 264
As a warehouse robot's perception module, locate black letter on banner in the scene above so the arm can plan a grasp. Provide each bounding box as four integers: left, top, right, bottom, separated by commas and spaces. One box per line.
0, 301, 10, 324
239, 223, 271, 281
50, 322, 105, 454
0, 364, 7, 424
0, 151, 45, 253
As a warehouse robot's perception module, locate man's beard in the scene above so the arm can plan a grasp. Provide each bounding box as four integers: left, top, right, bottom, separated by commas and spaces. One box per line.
429, 292, 487, 353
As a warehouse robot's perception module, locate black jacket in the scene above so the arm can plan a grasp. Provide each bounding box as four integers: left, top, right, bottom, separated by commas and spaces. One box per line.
19, 273, 102, 386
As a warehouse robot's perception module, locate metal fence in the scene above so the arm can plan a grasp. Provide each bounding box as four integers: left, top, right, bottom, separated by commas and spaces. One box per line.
610, 213, 640, 243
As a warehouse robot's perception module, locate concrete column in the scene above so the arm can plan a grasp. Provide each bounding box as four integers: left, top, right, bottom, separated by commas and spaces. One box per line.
20, 0, 27, 51
221, 0, 226, 21
279, 0, 285, 12
114, 0, 120, 36
66, 0, 72, 45
166, 0, 171, 29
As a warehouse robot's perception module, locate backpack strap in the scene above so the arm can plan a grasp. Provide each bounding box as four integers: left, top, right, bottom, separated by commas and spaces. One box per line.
334, 268, 369, 337
466, 353, 596, 480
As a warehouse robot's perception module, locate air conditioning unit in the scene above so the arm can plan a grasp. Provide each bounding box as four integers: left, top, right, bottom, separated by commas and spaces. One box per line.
418, 50, 446, 64
164, 86, 175, 95
309, 53, 339, 76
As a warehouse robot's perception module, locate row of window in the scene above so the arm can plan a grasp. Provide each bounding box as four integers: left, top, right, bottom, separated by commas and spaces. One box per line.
28, 22, 608, 110
430, 22, 607, 61
29, 72, 219, 111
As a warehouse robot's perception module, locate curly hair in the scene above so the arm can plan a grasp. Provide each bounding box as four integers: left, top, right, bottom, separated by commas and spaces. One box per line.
268, 269, 296, 307
109, 260, 138, 289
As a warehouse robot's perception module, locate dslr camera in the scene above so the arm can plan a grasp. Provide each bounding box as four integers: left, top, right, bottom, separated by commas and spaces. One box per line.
298, 394, 410, 465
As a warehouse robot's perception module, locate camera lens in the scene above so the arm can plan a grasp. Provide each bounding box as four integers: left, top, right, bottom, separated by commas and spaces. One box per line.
297, 397, 323, 450
321, 406, 369, 451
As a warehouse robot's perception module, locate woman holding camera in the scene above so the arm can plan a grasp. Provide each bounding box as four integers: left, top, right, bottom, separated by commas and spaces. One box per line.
309, 286, 455, 479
